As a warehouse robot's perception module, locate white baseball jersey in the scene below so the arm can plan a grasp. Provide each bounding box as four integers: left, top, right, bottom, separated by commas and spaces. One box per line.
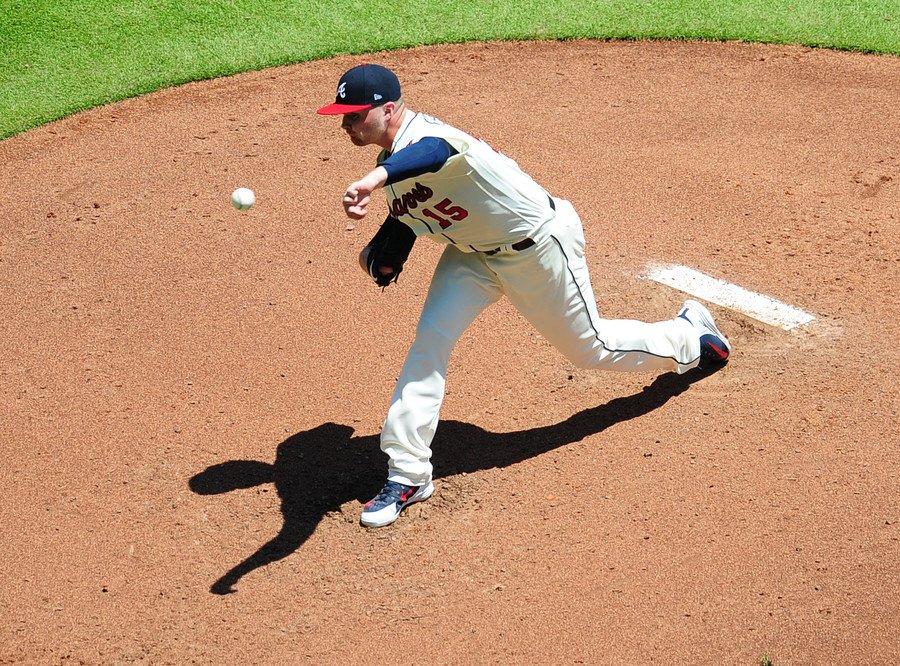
371, 110, 714, 489
379, 113, 556, 251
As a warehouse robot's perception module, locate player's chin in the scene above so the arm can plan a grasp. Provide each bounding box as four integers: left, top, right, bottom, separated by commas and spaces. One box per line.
347, 134, 367, 146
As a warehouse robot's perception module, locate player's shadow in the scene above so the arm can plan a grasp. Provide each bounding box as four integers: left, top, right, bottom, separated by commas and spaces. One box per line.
189, 367, 717, 594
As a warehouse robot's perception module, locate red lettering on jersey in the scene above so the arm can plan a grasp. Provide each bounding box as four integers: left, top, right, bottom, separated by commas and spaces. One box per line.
422, 198, 469, 229
390, 185, 470, 231
391, 182, 434, 217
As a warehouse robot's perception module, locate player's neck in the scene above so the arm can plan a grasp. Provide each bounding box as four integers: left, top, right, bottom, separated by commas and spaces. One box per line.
379, 106, 411, 151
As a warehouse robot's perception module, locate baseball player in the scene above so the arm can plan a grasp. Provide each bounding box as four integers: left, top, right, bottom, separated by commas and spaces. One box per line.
317, 64, 731, 528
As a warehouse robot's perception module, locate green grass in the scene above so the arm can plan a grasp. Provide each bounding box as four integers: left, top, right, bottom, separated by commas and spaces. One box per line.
1, 0, 898, 139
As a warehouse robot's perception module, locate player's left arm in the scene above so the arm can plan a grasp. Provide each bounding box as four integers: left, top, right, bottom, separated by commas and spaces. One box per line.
342, 138, 456, 220
358, 215, 417, 288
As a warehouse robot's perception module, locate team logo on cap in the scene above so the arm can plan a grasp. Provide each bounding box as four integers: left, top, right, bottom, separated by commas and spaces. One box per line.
337, 82, 347, 99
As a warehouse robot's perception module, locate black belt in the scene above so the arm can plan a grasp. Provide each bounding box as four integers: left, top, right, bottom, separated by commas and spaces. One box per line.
482, 195, 554, 255
483, 238, 536, 256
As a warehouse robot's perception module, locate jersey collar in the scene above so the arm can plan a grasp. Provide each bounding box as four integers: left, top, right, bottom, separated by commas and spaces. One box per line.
389, 111, 418, 155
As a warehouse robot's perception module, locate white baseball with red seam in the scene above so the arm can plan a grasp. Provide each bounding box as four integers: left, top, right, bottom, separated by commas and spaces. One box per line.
230, 187, 255, 211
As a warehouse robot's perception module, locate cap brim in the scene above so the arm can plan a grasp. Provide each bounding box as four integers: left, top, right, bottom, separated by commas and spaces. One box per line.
316, 102, 374, 115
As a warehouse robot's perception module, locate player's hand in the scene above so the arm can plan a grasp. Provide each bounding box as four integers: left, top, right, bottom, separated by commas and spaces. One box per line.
343, 186, 370, 219
342, 167, 388, 220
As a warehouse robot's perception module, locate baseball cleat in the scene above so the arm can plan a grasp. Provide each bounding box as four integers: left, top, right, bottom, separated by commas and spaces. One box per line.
361, 480, 434, 528
677, 299, 731, 367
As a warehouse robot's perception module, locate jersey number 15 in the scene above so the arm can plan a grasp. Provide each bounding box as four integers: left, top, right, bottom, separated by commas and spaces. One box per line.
422, 198, 468, 229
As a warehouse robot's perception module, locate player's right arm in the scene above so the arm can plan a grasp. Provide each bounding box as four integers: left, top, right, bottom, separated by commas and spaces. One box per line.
380, 138, 456, 182
343, 167, 388, 220
342, 138, 456, 220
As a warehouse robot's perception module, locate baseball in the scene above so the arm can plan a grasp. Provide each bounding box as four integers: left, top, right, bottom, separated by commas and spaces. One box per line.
230, 187, 255, 211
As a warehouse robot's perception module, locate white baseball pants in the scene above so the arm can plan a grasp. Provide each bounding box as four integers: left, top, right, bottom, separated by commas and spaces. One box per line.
381, 198, 700, 487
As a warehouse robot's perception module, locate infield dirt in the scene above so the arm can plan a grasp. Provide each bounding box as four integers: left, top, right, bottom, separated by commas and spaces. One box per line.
1, 40, 898, 664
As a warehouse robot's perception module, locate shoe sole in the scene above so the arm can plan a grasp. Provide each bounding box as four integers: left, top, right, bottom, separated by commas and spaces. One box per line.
683, 299, 731, 358
360, 481, 435, 528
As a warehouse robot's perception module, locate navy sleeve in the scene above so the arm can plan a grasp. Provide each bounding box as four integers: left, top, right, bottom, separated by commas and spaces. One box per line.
380, 137, 457, 185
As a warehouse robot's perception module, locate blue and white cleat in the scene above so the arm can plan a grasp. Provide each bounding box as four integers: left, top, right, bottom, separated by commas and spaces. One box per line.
361, 480, 435, 528
678, 299, 731, 367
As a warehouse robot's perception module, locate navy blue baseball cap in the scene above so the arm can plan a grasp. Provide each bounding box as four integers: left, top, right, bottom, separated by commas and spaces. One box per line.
316, 63, 402, 115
